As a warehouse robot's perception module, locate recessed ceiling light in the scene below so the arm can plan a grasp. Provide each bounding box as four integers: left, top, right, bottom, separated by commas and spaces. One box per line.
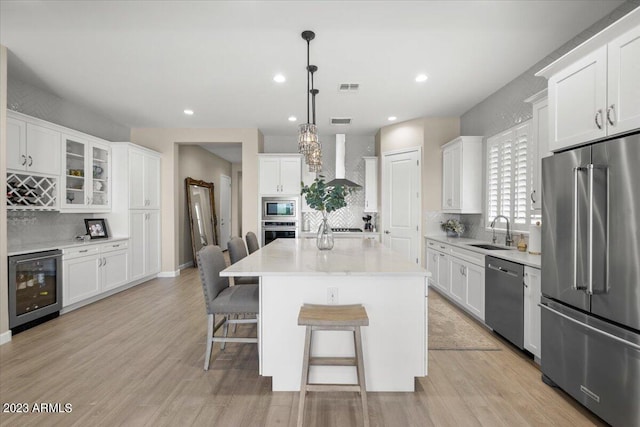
388, 116, 397, 121
415, 74, 428, 83
288, 116, 297, 122
273, 74, 286, 83
184, 109, 194, 115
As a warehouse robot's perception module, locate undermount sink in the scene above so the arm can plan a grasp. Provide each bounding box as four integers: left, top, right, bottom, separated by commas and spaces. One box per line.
468, 243, 510, 250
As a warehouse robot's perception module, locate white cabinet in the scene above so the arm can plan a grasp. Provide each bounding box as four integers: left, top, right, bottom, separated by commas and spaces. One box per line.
426, 239, 485, 321
7, 116, 61, 176
526, 90, 552, 211
62, 241, 129, 307
524, 266, 542, 360
441, 136, 483, 213
61, 134, 111, 211
258, 155, 301, 195
544, 25, 640, 151
129, 148, 161, 209
129, 210, 161, 281
363, 156, 378, 212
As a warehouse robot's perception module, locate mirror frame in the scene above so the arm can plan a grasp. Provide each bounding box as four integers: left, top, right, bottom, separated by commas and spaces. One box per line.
186, 177, 219, 266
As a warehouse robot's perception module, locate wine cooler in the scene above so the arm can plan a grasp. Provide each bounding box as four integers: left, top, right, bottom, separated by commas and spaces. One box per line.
8, 250, 63, 332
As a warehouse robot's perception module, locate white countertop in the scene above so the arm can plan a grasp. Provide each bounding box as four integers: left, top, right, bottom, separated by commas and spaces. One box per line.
8, 237, 129, 256
221, 238, 429, 277
424, 235, 541, 269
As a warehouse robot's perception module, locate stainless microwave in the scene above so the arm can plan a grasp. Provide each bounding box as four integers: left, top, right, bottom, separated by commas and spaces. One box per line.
262, 197, 298, 221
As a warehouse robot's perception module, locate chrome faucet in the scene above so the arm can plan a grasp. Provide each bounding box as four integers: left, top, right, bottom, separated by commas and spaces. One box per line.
490, 215, 513, 246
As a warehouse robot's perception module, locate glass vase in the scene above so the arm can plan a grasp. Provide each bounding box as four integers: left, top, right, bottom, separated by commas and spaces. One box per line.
316, 212, 334, 250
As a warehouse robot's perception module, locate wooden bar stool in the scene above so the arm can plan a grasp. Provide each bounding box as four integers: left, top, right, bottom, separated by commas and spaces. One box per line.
297, 304, 370, 427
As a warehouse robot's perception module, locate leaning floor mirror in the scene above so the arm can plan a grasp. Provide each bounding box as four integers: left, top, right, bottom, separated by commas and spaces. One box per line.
186, 177, 218, 266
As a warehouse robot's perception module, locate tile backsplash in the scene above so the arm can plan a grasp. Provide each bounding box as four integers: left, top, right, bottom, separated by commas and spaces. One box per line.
7, 211, 88, 248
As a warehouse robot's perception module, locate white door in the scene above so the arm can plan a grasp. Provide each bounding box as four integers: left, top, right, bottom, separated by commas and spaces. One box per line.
129, 211, 146, 280
382, 149, 421, 264
219, 174, 232, 250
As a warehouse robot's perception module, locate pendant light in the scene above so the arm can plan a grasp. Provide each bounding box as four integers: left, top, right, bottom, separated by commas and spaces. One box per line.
298, 30, 322, 172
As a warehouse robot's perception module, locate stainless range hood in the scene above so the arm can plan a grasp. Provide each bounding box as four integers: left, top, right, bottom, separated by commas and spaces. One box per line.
326, 134, 361, 188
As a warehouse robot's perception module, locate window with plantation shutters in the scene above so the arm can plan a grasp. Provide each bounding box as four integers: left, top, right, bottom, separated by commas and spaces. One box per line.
485, 121, 531, 232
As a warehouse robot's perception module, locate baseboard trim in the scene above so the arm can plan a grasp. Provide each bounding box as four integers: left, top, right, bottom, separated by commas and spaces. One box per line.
158, 269, 180, 278
0, 330, 12, 345
179, 261, 194, 270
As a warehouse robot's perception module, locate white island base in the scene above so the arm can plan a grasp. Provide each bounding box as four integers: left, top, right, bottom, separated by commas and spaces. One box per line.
221, 239, 429, 392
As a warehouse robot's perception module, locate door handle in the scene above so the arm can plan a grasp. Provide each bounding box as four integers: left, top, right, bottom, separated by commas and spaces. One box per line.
384, 230, 390, 234
530, 190, 536, 204
28, 155, 33, 167
606, 104, 615, 126
573, 167, 587, 291
103, 257, 107, 266
594, 110, 603, 130
487, 263, 518, 278
98, 258, 103, 267
21, 155, 27, 166
524, 272, 528, 288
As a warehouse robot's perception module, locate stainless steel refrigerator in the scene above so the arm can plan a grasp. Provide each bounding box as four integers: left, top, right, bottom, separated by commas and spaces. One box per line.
541, 132, 640, 427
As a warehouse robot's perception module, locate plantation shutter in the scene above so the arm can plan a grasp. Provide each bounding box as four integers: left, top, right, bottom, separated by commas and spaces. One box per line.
485, 121, 531, 232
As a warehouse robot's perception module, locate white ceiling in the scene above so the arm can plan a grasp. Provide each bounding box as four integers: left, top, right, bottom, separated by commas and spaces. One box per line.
0, 1, 624, 137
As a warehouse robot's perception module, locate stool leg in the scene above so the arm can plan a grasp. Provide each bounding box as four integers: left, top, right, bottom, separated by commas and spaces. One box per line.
297, 326, 312, 427
354, 326, 370, 427
221, 315, 229, 351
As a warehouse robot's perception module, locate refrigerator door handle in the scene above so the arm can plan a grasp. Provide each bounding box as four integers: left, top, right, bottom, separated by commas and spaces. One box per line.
573, 167, 587, 291
588, 164, 594, 295
540, 303, 640, 351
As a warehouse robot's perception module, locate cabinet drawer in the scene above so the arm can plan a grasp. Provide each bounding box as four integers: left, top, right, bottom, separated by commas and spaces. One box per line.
100, 241, 128, 253
426, 240, 450, 253
450, 245, 485, 267
63, 245, 100, 259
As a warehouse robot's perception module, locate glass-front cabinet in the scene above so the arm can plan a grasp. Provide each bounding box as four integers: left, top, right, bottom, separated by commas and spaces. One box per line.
61, 134, 110, 211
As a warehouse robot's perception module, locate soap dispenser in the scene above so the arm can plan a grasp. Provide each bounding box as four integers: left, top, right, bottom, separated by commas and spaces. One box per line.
517, 234, 527, 252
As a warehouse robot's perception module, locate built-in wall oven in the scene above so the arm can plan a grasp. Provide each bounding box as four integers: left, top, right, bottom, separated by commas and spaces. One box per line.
9, 250, 63, 333
261, 197, 299, 245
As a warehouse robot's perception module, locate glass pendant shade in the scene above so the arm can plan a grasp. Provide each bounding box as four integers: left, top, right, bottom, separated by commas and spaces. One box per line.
307, 142, 322, 172
298, 123, 318, 156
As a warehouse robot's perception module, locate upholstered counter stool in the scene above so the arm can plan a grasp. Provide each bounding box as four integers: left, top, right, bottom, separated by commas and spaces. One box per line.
296, 304, 370, 427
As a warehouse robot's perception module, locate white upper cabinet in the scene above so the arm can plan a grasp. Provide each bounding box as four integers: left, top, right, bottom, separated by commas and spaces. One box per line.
538, 12, 640, 151
548, 47, 608, 150
526, 90, 551, 211
7, 115, 61, 176
363, 156, 378, 213
442, 136, 483, 213
258, 155, 302, 195
607, 26, 640, 135
60, 134, 111, 212
129, 148, 161, 209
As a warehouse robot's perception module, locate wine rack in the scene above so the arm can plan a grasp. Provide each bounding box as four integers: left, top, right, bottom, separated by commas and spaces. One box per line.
6, 173, 57, 210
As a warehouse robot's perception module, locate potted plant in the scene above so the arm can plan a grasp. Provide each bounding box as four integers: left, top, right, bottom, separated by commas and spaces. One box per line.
441, 219, 465, 237
301, 176, 350, 250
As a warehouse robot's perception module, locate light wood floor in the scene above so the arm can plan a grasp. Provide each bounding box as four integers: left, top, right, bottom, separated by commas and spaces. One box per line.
0, 268, 605, 427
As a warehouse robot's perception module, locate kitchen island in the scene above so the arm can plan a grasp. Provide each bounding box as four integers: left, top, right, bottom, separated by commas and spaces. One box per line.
220, 238, 429, 391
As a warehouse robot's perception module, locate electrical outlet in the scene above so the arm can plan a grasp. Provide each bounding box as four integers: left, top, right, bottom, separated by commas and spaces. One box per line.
327, 287, 338, 305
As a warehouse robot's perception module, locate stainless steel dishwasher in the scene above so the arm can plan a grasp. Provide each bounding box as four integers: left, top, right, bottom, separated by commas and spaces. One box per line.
485, 256, 524, 349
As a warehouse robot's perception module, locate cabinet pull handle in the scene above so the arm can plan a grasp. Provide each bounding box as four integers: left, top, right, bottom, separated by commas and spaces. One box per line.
524, 272, 528, 288
21, 155, 27, 166
606, 105, 615, 126
98, 258, 102, 267
439, 253, 445, 257
439, 245, 446, 250
530, 190, 536, 204
594, 110, 603, 130
79, 249, 89, 253
103, 257, 107, 266
113, 244, 120, 248
28, 155, 33, 167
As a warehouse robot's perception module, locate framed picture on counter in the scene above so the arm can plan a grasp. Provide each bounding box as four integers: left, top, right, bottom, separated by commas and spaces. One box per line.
85, 218, 109, 239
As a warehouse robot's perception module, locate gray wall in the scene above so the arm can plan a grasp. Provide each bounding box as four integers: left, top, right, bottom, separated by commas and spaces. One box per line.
7, 77, 130, 142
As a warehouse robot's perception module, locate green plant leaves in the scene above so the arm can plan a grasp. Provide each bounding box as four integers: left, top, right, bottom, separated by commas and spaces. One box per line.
301, 175, 351, 213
